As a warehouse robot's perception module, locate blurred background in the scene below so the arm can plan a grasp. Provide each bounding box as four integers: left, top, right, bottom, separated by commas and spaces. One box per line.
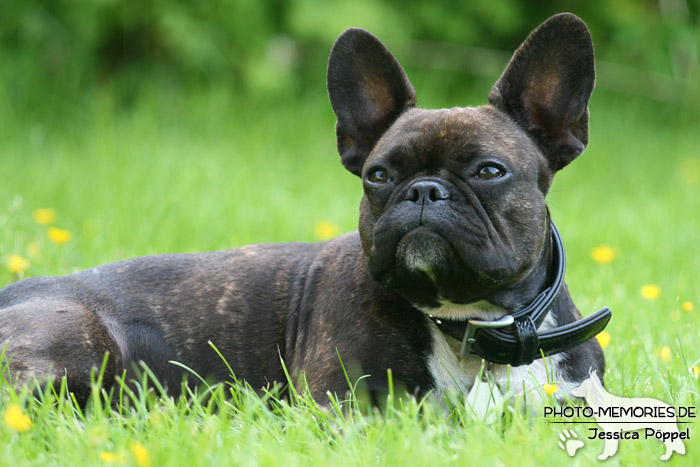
2, 0, 699, 119
0, 0, 698, 291
0, 1, 699, 379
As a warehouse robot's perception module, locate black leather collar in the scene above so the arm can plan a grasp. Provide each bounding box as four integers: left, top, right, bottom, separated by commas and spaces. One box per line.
429, 221, 611, 366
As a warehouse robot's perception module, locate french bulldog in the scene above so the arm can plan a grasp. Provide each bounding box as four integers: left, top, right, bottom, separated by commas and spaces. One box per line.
0, 13, 610, 407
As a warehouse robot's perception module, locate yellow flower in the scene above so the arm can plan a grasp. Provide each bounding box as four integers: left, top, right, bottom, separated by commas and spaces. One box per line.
4, 404, 32, 432
48, 227, 72, 245
314, 220, 340, 241
129, 441, 149, 467
7, 255, 30, 274
33, 208, 56, 225
694, 366, 700, 377
681, 301, 693, 312
590, 245, 616, 264
543, 383, 558, 395
659, 346, 672, 363
640, 284, 660, 300
99, 451, 126, 464
596, 330, 611, 350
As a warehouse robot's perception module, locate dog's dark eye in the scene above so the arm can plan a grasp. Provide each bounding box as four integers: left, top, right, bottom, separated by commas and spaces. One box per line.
476, 165, 505, 180
368, 168, 391, 184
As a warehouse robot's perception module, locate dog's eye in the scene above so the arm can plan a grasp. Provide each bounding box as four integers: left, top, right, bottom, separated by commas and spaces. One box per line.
368, 168, 391, 184
476, 165, 505, 180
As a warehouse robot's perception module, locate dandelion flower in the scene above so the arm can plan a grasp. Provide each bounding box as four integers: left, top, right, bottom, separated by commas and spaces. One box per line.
590, 245, 616, 264
681, 301, 693, 312
99, 451, 126, 464
33, 208, 56, 225
596, 330, 611, 350
640, 284, 660, 300
7, 255, 30, 274
129, 441, 149, 467
694, 366, 700, 377
99, 452, 117, 463
659, 346, 672, 363
314, 220, 340, 241
4, 404, 32, 432
48, 227, 72, 245
543, 383, 558, 395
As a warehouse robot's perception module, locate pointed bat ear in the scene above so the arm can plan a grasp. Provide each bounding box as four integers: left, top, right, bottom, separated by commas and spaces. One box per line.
327, 28, 416, 176
489, 13, 595, 171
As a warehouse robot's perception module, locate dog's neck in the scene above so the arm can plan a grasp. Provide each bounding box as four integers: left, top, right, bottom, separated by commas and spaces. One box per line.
509, 223, 554, 308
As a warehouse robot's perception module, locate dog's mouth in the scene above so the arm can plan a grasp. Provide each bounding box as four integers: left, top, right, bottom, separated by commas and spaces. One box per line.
396, 226, 515, 285
368, 223, 517, 307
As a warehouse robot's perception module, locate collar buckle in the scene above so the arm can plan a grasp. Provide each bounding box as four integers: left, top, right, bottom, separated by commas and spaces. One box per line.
460, 315, 515, 357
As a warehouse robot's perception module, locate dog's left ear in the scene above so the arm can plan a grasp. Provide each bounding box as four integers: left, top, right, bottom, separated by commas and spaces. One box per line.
327, 28, 416, 176
489, 13, 595, 171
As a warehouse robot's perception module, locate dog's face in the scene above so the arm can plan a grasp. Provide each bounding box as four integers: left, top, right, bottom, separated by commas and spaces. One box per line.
327, 14, 595, 309
357, 107, 548, 307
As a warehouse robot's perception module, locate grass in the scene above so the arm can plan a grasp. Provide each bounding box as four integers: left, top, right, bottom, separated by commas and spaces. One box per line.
1, 76, 699, 465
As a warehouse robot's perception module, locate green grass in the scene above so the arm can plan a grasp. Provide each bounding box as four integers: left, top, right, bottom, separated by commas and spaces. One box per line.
1, 81, 699, 465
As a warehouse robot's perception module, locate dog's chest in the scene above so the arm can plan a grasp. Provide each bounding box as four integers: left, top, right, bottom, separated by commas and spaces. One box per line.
425, 316, 578, 405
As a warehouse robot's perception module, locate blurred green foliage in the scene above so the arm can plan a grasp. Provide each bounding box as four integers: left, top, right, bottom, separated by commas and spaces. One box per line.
1, 0, 698, 117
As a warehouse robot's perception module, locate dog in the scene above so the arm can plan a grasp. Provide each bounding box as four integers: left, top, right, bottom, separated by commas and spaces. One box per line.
0, 13, 610, 407
571, 371, 686, 460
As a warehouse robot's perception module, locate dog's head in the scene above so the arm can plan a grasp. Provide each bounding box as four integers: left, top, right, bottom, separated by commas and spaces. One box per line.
327, 14, 595, 311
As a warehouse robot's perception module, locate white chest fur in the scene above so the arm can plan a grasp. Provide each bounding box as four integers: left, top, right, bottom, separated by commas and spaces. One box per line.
423, 302, 580, 406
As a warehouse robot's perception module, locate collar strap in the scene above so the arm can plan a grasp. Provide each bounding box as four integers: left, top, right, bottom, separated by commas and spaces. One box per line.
429, 221, 612, 366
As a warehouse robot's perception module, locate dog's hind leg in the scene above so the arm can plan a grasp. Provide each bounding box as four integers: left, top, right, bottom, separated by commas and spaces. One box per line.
0, 299, 122, 406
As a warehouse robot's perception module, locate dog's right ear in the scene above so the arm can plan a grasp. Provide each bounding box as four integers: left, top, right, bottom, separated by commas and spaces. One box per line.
327, 29, 416, 176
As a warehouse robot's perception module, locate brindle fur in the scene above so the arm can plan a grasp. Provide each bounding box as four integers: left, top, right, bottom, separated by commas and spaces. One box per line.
1, 13, 604, 406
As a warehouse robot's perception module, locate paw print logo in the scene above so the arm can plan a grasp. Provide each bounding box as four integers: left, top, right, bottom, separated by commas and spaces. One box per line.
558, 429, 584, 457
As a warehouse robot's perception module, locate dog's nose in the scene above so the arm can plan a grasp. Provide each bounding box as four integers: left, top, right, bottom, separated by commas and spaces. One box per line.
404, 180, 450, 204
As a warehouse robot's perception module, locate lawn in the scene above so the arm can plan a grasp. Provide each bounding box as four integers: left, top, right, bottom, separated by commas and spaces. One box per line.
1, 74, 699, 465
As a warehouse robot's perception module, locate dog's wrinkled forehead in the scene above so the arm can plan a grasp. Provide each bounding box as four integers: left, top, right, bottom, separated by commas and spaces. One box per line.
369, 106, 543, 175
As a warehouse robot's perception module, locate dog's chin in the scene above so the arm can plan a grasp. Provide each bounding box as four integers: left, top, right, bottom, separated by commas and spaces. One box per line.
371, 226, 519, 307
395, 227, 454, 277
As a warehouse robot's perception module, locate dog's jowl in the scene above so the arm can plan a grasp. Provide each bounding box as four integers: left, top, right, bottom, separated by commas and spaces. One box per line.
0, 13, 610, 406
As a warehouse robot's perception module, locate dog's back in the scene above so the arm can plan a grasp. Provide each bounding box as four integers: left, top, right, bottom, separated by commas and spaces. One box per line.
0, 240, 329, 400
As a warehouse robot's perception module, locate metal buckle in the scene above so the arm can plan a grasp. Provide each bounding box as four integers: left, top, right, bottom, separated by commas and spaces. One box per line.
460, 315, 515, 357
